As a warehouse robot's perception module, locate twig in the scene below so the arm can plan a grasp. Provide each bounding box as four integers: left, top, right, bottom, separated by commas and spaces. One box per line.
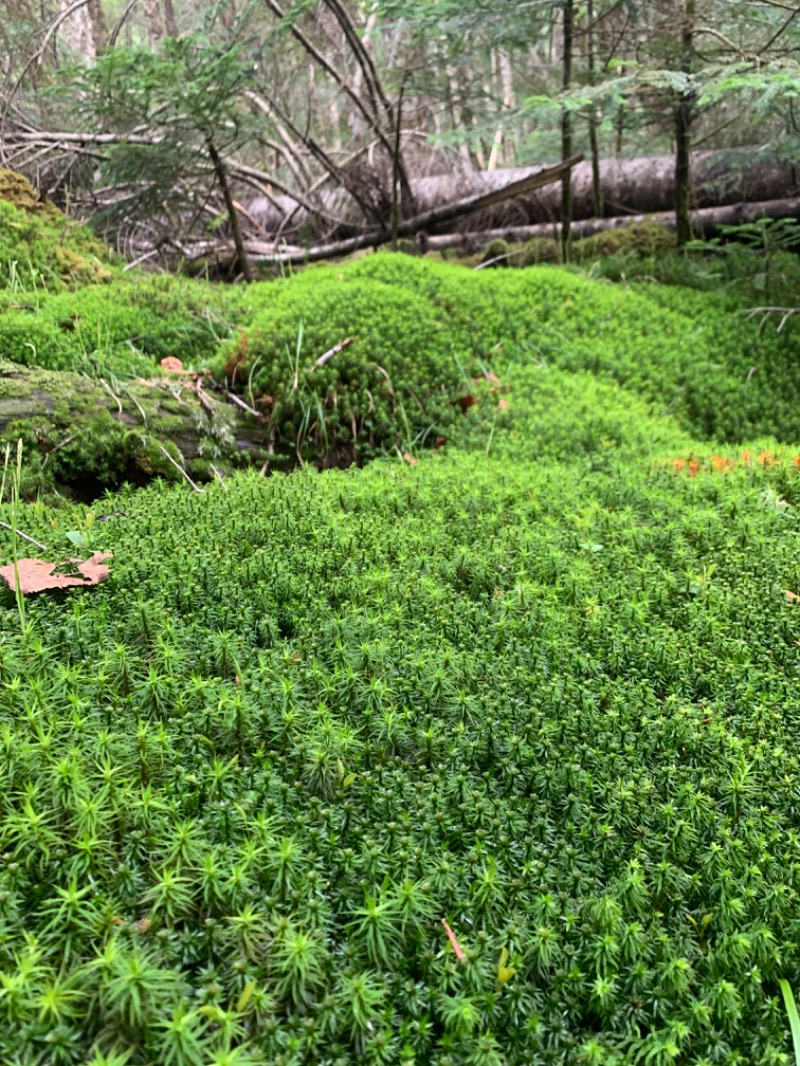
157, 444, 205, 493
225, 391, 263, 418
311, 337, 355, 370
42, 434, 77, 468
747, 306, 799, 333
0, 521, 49, 552
474, 252, 516, 270
210, 464, 227, 490
195, 378, 215, 416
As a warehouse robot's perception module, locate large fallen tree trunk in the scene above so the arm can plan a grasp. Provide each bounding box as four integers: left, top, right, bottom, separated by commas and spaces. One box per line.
158, 155, 584, 270
426, 197, 800, 253
246, 147, 798, 236
0, 360, 268, 499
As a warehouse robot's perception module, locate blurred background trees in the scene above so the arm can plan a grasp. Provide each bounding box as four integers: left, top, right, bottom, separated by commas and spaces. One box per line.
1, 0, 799, 264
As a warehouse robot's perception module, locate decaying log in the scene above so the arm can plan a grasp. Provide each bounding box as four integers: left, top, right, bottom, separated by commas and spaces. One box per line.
169, 155, 584, 268
0, 360, 267, 497
423, 197, 800, 252
246, 147, 798, 236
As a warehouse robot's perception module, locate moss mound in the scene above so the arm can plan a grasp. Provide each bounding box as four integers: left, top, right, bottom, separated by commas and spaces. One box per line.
0, 235, 800, 1061
0, 275, 240, 379
573, 220, 677, 259
0, 168, 116, 290
0, 169, 45, 210
0, 371, 799, 1060
219, 272, 473, 464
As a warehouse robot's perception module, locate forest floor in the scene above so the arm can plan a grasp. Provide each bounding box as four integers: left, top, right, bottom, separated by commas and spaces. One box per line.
0, 179, 800, 1064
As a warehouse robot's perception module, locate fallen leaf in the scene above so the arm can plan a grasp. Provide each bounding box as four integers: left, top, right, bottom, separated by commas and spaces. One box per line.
160, 356, 184, 373
786, 590, 800, 604
0, 552, 112, 594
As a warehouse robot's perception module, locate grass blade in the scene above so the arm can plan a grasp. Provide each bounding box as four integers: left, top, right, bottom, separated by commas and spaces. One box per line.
779, 979, 800, 1065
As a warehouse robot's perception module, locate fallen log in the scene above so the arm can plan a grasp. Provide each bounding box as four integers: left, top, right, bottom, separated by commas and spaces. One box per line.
423, 197, 800, 252
167, 155, 584, 270
0, 360, 268, 499
246, 147, 798, 236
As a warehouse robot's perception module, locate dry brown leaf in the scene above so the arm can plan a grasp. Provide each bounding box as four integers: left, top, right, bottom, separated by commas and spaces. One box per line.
0, 552, 112, 594
160, 356, 184, 373
786, 590, 800, 604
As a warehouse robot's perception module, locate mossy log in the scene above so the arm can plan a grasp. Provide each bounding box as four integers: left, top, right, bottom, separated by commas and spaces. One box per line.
426, 197, 800, 253
0, 360, 268, 499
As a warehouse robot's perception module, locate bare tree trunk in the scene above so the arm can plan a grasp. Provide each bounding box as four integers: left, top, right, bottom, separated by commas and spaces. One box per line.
561, 0, 574, 260
162, 0, 178, 37
206, 138, 254, 281
586, 0, 603, 216
674, 0, 695, 246
143, 0, 164, 47
58, 0, 96, 59
487, 51, 514, 172
424, 197, 800, 251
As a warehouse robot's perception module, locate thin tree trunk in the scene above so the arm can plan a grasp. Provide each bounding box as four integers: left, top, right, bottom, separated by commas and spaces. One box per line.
142, 0, 164, 47
58, 0, 96, 59
163, 0, 178, 37
390, 80, 405, 250
586, 0, 603, 216
206, 138, 254, 281
561, 0, 574, 260
674, 0, 696, 246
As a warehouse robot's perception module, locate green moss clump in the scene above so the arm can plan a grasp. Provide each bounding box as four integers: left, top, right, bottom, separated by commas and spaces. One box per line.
0, 276, 239, 379
0, 169, 116, 290
218, 272, 470, 463
480, 237, 512, 264
512, 236, 560, 266
573, 220, 677, 260
0, 169, 44, 210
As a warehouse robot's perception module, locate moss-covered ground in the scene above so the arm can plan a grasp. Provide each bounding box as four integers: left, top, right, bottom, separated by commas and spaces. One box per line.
2, 182, 800, 1063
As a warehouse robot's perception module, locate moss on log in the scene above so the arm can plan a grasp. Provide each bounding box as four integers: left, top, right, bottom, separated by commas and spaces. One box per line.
0, 360, 267, 500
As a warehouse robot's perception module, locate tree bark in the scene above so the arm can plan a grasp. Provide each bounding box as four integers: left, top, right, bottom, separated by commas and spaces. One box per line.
58, 0, 96, 59
561, 0, 574, 260
674, 0, 696, 246
142, 0, 164, 47
206, 138, 254, 282
240, 145, 799, 239
585, 0, 604, 217
162, 0, 178, 37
